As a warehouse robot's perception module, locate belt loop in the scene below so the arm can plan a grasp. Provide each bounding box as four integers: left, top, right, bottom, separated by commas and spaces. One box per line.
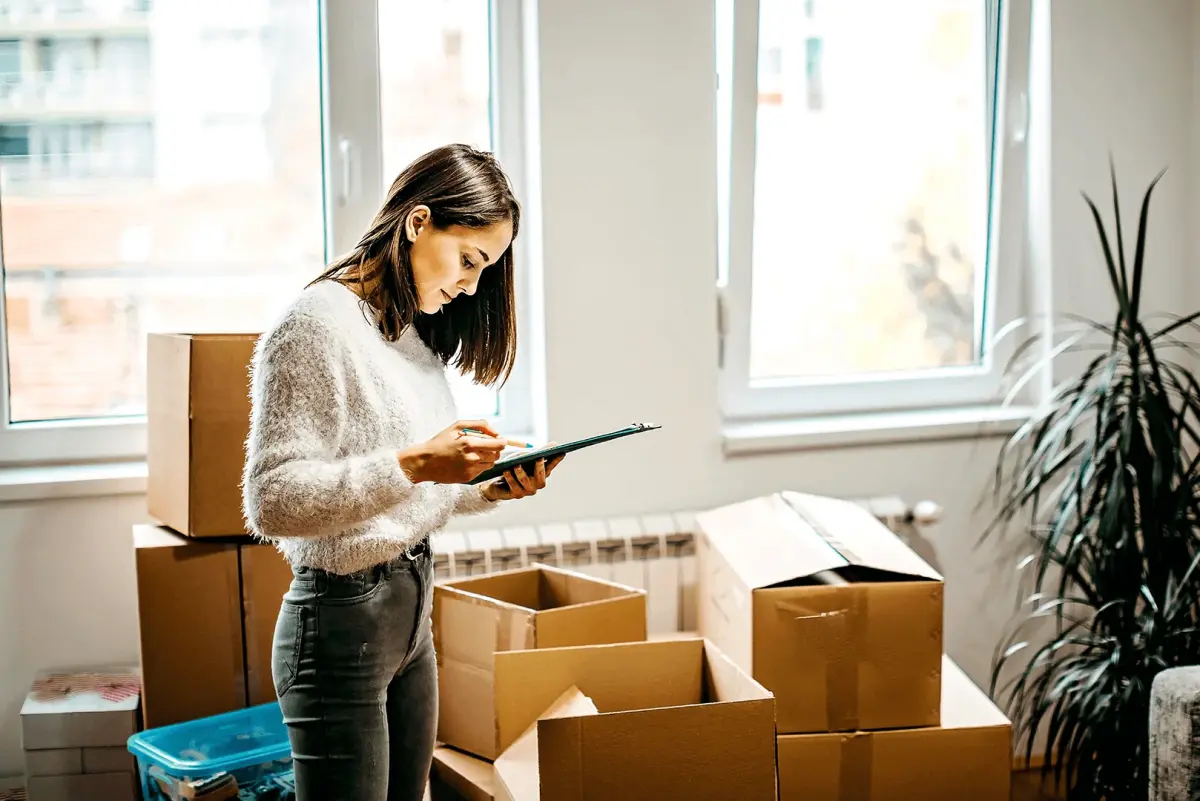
403, 537, 427, 562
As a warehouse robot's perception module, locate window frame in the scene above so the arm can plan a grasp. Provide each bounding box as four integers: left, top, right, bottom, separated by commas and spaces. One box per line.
717, 0, 1034, 423
0, 0, 534, 467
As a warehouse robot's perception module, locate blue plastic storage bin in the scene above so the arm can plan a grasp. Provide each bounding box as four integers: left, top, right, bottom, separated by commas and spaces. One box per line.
127, 702, 294, 800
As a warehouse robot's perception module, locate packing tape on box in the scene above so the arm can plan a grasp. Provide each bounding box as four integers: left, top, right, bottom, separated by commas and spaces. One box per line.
839, 732, 873, 801
501, 607, 534, 651
829, 588, 867, 731
777, 587, 866, 731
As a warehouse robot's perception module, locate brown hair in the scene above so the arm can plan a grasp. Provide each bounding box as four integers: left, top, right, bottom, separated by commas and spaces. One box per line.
313, 143, 521, 386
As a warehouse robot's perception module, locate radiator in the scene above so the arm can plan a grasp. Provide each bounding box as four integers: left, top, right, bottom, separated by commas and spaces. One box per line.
430, 496, 941, 636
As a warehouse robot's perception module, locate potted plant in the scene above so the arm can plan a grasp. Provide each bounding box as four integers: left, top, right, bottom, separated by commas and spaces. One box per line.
982, 165, 1200, 800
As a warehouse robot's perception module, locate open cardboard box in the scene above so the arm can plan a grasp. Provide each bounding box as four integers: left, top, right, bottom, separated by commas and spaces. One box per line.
777, 655, 1012, 801
434, 564, 648, 759
697, 491, 944, 734
486, 637, 777, 801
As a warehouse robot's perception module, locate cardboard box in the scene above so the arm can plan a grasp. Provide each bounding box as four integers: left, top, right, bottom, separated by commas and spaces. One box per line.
146, 332, 258, 537
24, 748, 81, 777
26, 771, 136, 801
133, 525, 246, 728
697, 491, 944, 734
24, 745, 135, 779
777, 656, 1012, 801
430, 747, 496, 801
20, 667, 139, 751
489, 637, 777, 801
240, 542, 294, 706
82, 746, 136, 775
133, 526, 295, 728
434, 564, 648, 759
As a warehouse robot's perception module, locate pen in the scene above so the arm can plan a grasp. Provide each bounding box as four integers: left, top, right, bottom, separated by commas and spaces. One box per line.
460, 427, 534, 449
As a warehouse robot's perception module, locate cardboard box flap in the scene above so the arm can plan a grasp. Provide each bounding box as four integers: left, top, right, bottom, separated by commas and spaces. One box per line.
781, 492, 942, 581
940, 655, 1010, 730
445, 564, 641, 611
539, 699, 777, 801
434, 588, 536, 663
446, 569, 544, 610
432, 747, 496, 801
697, 493, 940, 589
492, 639, 703, 755
494, 686, 598, 801
702, 639, 772, 702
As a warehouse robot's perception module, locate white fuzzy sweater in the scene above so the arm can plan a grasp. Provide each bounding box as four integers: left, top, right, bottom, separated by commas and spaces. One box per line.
242, 279, 497, 575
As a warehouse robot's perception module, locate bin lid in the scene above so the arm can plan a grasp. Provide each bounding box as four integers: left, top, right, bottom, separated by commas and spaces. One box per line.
127, 702, 291, 777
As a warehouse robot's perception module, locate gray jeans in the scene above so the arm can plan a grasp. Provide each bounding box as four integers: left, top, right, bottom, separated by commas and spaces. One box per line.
272, 544, 436, 801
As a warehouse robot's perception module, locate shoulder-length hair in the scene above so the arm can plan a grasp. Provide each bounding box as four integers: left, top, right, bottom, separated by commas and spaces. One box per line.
313, 143, 520, 386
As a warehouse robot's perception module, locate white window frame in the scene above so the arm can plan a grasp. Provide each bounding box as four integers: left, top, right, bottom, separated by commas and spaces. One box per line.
0, 0, 533, 467
717, 0, 1034, 423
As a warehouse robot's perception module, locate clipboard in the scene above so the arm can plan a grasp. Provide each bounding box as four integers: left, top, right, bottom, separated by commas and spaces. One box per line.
466, 422, 662, 485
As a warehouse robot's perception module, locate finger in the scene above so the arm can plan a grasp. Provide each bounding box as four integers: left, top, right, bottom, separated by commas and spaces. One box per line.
514, 465, 536, 493
460, 435, 505, 454
545, 454, 566, 476
504, 470, 527, 498
534, 457, 547, 488
458, 419, 499, 437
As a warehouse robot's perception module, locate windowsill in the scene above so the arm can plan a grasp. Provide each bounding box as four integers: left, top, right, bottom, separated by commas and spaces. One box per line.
0, 460, 148, 504
722, 405, 1033, 456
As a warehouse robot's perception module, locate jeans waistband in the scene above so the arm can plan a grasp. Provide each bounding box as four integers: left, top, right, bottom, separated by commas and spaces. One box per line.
378, 537, 430, 575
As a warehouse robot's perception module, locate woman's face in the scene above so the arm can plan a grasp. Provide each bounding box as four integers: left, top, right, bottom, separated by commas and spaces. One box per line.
406, 206, 513, 314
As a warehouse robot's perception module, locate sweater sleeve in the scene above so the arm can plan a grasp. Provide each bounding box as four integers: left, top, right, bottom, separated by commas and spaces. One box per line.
242, 311, 417, 539
451, 483, 502, 517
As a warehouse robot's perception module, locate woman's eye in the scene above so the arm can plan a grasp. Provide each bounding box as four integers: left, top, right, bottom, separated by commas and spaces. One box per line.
461, 255, 474, 269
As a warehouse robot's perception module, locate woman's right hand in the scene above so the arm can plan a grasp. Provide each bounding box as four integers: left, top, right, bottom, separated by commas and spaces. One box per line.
397, 420, 507, 485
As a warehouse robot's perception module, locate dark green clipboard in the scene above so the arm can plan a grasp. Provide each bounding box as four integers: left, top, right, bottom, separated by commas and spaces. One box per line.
466, 422, 662, 485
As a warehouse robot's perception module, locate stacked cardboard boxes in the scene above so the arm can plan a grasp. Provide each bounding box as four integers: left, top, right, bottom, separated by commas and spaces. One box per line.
135, 333, 298, 729
132, 525, 293, 729
19, 667, 141, 801
695, 491, 1013, 801
429, 564, 780, 800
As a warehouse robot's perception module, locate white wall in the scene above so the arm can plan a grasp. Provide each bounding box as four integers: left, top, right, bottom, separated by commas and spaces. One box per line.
0, 0, 1197, 776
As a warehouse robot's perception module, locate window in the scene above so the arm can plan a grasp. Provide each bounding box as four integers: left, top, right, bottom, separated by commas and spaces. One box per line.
0, 0, 532, 465
0, 38, 19, 75
717, 0, 1031, 422
0, 124, 28, 156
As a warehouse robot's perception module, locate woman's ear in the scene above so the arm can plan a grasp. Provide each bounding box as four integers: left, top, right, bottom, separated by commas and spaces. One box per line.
405, 205, 431, 241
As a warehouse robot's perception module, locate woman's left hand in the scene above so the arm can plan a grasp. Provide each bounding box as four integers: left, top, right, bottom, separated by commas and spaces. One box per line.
481, 452, 565, 502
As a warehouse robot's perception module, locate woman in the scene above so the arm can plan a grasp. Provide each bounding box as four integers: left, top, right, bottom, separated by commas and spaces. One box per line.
242, 143, 558, 801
